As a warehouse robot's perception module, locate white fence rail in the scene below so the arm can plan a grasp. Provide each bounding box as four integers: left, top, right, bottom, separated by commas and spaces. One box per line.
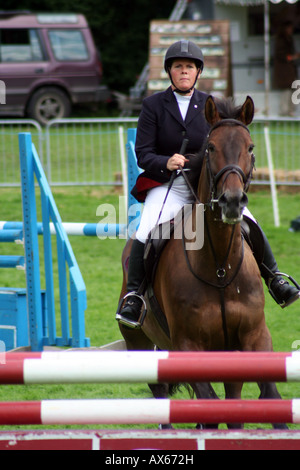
250, 117, 300, 187
45, 117, 138, 187
0, 120, 43, 187
0, 116, 299, 189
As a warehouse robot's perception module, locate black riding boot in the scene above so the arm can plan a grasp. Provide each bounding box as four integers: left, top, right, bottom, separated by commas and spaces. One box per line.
259, 229, 300, 307
116, 239, 146, 329
243, 217, 300, 308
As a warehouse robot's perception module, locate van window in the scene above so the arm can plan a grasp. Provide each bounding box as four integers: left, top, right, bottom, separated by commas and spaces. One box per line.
48, 30, 89, 61
0, 29, 44, 62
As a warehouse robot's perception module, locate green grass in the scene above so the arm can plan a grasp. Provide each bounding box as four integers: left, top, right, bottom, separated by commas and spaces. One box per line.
0, 186, 300, 431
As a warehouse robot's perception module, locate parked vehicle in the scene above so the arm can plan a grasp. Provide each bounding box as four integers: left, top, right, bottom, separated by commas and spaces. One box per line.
0, 12, 109, 124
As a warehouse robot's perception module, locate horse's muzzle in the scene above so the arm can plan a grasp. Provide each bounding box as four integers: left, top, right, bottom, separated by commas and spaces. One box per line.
218, 189, 248, 224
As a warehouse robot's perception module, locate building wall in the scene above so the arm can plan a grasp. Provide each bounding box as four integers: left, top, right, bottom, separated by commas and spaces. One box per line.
215, 3, 300, 116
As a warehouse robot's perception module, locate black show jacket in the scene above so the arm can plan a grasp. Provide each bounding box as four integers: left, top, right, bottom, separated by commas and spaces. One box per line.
133, 87, 210, 202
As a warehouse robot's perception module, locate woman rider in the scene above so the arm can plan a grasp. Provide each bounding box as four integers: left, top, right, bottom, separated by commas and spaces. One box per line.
116, 40, 300, 329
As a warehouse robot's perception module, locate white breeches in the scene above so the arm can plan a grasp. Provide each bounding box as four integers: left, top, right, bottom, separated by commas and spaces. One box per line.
135, 175, 256, 244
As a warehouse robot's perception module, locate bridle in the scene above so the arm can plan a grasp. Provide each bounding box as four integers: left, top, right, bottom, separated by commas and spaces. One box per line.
205, 119, 255, 209
187, 118, 255, 284
182, 118, 256, 350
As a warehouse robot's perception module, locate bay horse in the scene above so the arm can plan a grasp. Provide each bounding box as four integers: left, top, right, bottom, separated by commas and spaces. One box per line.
118, 95, 286, 429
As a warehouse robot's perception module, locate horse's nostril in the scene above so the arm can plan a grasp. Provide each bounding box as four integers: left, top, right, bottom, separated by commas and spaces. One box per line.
218, 192, 227, 207
218, 190, 248, 224
240, 192, 248, 208
218, 190, 248, 208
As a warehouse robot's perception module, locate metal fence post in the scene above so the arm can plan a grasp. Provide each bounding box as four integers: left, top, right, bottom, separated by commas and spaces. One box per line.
18, 132, 43, 351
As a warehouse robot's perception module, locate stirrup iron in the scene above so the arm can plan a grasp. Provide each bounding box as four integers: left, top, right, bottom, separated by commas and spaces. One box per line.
269, 271, 300, 308
116, 292, 147, 329
269, 271, 300, 290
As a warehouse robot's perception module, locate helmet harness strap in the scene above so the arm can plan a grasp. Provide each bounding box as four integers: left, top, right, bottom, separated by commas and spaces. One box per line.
167, 67, 201, 95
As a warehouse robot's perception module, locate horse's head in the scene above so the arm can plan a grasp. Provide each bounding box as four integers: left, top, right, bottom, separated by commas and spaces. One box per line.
203, 95, 255, 224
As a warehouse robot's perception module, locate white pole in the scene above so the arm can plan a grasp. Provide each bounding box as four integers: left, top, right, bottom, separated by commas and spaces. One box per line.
264, 125, 280, 227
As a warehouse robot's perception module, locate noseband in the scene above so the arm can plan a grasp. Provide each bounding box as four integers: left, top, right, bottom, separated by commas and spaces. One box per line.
205, 119, 255, 207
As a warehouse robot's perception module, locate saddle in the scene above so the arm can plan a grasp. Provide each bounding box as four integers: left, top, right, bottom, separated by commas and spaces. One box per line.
143, 210, 265, 338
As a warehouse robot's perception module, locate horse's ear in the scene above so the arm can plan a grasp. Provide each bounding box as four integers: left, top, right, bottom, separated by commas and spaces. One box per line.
205, 95, 221, 126
239, 96, 255, 126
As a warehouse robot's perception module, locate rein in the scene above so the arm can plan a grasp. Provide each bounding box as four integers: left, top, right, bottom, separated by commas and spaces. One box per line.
182, 222, 245, 290
181, 118, 253, 350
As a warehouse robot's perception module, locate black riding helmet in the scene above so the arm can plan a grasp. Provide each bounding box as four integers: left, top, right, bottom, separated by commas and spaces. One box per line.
164, 40, 204, 94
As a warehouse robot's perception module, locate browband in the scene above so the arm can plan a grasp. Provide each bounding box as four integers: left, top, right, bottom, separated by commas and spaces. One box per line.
208, 119, 250, 137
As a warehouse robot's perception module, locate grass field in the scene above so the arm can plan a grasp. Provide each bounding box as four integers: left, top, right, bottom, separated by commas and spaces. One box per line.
0, 185, 300, 431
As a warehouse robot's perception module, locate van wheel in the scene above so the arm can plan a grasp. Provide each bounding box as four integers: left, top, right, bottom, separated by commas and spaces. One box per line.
27, 87, 71, 125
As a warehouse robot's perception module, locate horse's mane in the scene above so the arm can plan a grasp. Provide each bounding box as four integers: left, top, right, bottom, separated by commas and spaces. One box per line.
214, 96, 243, 120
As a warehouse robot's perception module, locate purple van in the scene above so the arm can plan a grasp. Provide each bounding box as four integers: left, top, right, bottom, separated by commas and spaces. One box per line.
0, 12, 109, 124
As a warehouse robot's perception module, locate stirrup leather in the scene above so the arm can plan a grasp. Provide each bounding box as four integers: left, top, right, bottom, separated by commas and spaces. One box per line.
116, 292, 147, 329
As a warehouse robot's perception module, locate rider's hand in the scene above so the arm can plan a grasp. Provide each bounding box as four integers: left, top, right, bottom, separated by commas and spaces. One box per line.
167, 153, 189, 171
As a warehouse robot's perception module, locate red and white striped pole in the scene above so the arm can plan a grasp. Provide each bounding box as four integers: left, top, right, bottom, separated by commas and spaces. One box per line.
0, 399, 299, 426
0, 351, 300, 384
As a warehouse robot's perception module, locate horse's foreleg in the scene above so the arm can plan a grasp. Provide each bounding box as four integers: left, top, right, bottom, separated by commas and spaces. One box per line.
192, 382, 219, 400
148, 382, 170, 399
258, 381, 282, 400
118, 324, 154, 351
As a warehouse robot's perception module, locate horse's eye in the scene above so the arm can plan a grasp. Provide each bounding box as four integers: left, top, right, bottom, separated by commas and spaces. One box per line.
248, 144, 254, 153
208, 143, 215, 152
